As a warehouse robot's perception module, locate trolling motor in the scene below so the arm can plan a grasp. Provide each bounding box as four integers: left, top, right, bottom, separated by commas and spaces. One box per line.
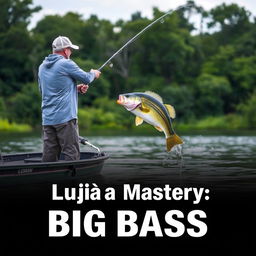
79, 136, 101, 155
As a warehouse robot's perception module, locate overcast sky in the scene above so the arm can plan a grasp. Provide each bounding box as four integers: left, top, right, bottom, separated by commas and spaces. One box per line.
30, 0, 256, 29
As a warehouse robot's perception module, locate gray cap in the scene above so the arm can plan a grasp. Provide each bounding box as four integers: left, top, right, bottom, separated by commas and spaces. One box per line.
52, 36, 79, 51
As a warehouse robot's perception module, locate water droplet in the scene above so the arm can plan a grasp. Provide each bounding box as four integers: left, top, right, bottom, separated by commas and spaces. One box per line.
109, 62, 113, 68
160, 18, 165, 24
162, 144, 184, 169
173, 144, 183, 159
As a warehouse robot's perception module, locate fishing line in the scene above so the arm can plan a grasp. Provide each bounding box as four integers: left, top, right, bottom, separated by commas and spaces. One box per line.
98, 3, 193, 71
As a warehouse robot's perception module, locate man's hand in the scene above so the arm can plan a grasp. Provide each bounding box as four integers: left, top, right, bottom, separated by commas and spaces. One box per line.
77, 84, 89, 94
90, 69, 101, 79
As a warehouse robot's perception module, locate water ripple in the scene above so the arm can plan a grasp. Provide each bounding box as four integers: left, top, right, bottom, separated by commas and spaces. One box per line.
1, 134, 256, 189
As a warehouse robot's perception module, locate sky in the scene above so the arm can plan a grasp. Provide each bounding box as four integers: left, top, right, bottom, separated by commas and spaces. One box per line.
30, 0, 256, 30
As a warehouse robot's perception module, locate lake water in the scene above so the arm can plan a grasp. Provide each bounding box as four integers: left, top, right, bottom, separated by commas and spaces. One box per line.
0, 132, 256, 191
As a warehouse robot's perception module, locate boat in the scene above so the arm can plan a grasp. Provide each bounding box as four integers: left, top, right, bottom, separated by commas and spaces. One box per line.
0, 137, 108, 186
0, 151, 108, 186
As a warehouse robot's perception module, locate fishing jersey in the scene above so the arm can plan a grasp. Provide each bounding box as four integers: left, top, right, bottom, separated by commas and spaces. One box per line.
38, 54, 95, 125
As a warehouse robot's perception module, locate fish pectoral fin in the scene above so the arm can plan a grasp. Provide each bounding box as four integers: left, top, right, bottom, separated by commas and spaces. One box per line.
139, 103, 150, 113
165, 104, 176, 119
154, 126, 163, 132
166, 134, 183, 151
135, 116, 144, 126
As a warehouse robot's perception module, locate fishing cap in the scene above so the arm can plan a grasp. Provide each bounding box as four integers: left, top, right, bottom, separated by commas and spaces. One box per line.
52, 36, 79, 51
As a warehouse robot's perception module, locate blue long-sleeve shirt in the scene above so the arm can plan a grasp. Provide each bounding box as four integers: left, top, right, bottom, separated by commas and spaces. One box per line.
38, 54, 95, 125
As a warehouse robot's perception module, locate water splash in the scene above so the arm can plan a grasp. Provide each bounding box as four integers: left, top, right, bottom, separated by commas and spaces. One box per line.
162, 144, 184, 170
173, 144, 183, 159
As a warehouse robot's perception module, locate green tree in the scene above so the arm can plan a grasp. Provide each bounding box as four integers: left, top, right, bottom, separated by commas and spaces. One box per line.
0, 0, 41, 32
202, 44, 256, 110
207, 3, 251, 45
230, 56, 256, 100
123, 7, 195, 88
208, 3, 251, 29
161, 84, 195, 121
7, 82, 41, 126
237, 91, 256, 128
0, 0, 41, 97
0, 97, 6, 118
194, 74, 231, 117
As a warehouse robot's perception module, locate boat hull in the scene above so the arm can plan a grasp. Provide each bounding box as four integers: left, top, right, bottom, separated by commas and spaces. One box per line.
0, 152, 108, 185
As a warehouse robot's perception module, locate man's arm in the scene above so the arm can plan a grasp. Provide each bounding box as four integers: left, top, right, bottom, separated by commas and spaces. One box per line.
64, 60, 101, 84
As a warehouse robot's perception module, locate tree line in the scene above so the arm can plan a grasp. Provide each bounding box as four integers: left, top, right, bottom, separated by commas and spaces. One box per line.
0, 0, 255, 132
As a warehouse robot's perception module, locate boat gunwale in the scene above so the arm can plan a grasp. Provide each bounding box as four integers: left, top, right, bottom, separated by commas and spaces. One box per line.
0, 162, 104, 178
0, 151, 109, 169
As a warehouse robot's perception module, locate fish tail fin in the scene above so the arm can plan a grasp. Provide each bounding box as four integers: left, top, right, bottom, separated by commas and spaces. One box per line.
166, 134, 183, 152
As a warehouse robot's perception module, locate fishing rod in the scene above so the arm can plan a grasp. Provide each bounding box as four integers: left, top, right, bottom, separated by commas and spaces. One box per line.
98, 3, 192, 71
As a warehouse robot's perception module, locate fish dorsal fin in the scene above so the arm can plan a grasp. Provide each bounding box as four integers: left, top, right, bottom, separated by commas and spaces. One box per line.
144, 91, 163, 103
135, 116, 144, 126
165, 104, 176, 119
154, 126, 163, 132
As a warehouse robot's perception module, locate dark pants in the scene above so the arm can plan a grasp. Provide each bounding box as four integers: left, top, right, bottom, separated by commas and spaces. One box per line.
42, 119, 80, 162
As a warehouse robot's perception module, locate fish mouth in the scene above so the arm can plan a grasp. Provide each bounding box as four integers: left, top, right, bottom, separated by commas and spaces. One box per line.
116, 95, 125, 105
117, 94, 141, 111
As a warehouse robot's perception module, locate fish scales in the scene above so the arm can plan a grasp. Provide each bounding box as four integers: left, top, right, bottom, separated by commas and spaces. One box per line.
117, 91, 183, 151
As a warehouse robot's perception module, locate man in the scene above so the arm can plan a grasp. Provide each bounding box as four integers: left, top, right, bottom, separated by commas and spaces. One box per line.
38, 36, 101, 162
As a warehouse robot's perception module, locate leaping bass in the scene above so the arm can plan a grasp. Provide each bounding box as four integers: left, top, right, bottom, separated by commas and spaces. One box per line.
117, 91, 183, 152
